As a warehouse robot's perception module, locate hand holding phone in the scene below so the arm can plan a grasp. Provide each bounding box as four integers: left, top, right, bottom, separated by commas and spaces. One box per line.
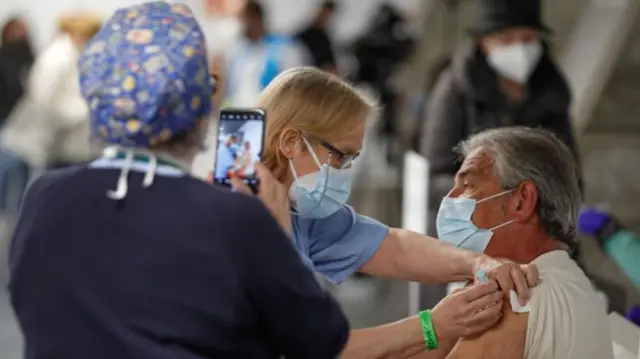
230, 162, 292, 234
213, 108, 265, 191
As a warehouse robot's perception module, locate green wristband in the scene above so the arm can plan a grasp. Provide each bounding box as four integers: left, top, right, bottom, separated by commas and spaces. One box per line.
419, 310, 439, 350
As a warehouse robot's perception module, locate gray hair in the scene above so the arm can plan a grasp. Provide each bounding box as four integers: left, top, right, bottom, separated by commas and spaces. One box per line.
456, 127, 581, 245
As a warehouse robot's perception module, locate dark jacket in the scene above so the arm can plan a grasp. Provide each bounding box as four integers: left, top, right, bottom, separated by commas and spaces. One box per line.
0, 40, 34, 122
297, 26, 336, 69
420, 43, 580, 212
10, 165, 349, 359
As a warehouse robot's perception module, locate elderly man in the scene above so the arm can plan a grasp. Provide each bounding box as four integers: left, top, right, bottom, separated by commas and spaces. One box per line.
412, 127, 612, 359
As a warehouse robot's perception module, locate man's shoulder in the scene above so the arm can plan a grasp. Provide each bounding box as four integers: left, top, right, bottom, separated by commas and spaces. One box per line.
525, 250, 613, 358
530, 250, 595, 300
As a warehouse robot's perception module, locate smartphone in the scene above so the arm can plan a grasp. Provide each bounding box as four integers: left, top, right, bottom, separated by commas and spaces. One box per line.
213, 108, 265, 190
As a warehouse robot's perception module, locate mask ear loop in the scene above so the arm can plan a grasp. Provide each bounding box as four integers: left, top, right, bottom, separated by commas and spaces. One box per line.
289, 136, 333, 216
489, 220, 514, 232
477, 189, 517, 230
301, 135, 331, 198
476, 188, 515, 204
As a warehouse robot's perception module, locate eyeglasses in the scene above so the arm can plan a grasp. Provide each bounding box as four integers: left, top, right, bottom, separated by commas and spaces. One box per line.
305, 134, 360, 169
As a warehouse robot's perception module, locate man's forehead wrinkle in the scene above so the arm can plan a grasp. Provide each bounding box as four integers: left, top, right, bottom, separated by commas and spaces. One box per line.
462, 148, 494, 175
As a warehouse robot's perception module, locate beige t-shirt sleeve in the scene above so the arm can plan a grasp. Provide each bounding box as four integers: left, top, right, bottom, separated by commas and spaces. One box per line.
524, 251, 613, 359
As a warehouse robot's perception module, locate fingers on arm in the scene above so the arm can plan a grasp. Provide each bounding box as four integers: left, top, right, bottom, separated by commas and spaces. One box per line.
491, 263, 529, 304
524, 264, 539, 286
491, 262, 530, 303
458, 286, 504, 337
465, 290, 503, 314
510, 264, 530, 304
458, 282, 499, 302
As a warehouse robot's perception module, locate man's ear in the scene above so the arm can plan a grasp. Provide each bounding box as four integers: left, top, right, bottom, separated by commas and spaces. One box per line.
278, 128, 301, 159
513, 181, 538, 221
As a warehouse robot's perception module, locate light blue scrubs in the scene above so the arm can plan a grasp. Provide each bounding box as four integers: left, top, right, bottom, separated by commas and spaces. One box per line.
292, 205, 390, 283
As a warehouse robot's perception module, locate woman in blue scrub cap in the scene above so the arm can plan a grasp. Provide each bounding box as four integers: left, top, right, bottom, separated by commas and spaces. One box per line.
231, 67, 540, 358
9, 3, 351, 359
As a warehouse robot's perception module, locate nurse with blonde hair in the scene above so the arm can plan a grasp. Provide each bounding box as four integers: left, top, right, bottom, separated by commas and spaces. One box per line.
231, 67, 540, 358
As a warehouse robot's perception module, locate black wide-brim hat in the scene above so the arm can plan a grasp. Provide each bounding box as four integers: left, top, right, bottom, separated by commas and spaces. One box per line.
468, 0, 552, 37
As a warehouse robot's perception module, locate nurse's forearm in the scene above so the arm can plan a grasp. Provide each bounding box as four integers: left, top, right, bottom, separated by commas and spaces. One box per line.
339, 316, 454, 359
387, 340, 456, 359
339, 316, 424, 359
360, 228, 479, 283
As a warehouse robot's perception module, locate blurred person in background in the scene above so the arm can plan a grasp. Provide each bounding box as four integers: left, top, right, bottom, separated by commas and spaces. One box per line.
0, 16, 34, 217
297, 0, 338, 74
413, 127, 611, 359
0, 13, 101, 217
0, 16, 34, 127
222, 0, 308, 107
29, 13, 102, 169
420, 0, 580, 270
353, 3, 415, 164
231, 67, 539, 359
409, 57, 452, 152
9, 3, 350, 358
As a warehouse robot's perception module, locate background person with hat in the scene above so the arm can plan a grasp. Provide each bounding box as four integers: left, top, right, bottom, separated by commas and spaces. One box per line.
7, 2, 349, 359
419, 0, 581, 266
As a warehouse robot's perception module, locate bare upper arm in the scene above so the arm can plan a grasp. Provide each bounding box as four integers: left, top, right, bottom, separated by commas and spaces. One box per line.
446, 301, 529, 359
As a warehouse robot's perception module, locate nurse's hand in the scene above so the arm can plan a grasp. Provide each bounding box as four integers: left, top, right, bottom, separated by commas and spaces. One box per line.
231, 162, 292, 234
431, 282, 504, 340
473, 256, 539, 306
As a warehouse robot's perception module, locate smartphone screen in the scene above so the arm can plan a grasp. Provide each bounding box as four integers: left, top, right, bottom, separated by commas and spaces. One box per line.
213, 108, 265, 188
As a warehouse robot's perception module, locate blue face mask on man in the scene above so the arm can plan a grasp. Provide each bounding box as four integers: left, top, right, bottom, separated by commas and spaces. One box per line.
436, 189, 515, 253
288, 136, 353, 218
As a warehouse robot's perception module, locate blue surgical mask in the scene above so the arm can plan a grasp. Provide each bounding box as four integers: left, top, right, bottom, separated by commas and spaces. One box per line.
289, 136, 353, 218
436, 190, 515, 252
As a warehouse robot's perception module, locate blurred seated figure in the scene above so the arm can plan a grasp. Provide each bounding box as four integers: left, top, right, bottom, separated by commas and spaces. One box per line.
579, 208, 640, 291
414, 128, 612, 359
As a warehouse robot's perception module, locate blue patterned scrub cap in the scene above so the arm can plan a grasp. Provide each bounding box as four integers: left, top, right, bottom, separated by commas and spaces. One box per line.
78, 1, 214, 147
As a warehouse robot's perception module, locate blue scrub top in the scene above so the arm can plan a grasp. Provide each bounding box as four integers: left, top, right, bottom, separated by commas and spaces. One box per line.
292, 206, 390, 284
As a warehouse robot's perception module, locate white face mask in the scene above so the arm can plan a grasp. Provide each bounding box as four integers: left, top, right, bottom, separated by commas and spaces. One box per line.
487, 41, 543, 84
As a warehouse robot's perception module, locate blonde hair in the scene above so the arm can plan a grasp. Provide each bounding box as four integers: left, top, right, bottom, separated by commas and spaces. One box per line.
57, 13, 103, 39
258, 67, 378, 180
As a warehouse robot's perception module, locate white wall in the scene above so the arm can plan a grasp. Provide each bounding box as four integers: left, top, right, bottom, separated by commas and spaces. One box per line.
238, 119, 263, 157
1, 0, 426, 53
